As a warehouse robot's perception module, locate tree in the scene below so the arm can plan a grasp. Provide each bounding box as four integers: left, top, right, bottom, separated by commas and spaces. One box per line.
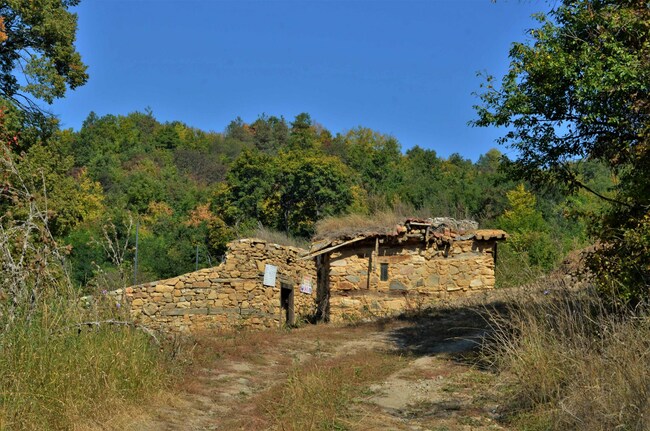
288, 112, 318, 151
250, 114, 289, 154
496, 184, 561, 286
272, 152, 354, 237
217, 148, 354, 238
0, 0, 88, 109
474, 0, 650, 301
340, 127, 402, 197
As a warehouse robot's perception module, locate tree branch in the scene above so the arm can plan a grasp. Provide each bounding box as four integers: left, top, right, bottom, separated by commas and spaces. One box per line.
59, 319, 160, 345
560, 163, 633, 208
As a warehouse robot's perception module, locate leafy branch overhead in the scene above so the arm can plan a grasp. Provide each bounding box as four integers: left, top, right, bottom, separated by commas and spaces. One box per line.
0, 0, 88, 109
474, 0, 650, 302
474, 1, 648, 202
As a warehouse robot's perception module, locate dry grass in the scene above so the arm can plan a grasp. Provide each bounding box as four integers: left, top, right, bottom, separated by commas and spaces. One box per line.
0, 305, 176, 430
238, 350, 405, 431
314, 209, 430, 241
247, 225, 310, 249
186, 327, 290, 366
484, 279, 650, 431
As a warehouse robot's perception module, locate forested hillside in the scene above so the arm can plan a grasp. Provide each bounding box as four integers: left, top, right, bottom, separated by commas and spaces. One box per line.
0, 104, 610, 290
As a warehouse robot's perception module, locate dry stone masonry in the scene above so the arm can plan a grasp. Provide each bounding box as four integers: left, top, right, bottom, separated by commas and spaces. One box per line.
308, 218, 507, 322
125, 239, 316, 333
124, 218, 507, 333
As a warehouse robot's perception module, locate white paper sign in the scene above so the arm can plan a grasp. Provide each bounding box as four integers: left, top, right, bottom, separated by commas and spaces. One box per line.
299, 275, 313, 294
263, 264, 277, 286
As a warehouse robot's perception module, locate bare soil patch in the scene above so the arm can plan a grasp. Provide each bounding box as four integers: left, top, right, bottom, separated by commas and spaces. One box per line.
112, 297, 510, 431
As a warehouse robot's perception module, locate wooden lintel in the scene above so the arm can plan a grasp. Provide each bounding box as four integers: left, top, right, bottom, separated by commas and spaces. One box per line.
301, 236, 367, 259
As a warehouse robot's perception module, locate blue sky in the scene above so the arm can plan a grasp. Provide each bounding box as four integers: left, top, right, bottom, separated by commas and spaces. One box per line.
51, 0, 548, 160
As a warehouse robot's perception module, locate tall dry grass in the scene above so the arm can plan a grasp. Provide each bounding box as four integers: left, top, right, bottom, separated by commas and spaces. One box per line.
0, 306, 172, 430
484, 279, 650, 430
0, 146, 175, 430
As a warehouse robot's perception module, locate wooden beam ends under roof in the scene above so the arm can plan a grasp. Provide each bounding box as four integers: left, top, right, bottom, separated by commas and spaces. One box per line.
300, 236, 367, 260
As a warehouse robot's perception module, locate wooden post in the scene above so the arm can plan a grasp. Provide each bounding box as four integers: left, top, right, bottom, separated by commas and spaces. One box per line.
315, 254, 330, 322
374, 237, 379, 269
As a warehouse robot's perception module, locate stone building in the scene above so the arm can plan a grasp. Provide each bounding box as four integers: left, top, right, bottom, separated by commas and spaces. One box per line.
124, 218, 506, 332
306, 218, 507, 322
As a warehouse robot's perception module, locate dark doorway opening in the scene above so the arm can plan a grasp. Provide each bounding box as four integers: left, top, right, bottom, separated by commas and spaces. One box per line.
280, 283, 295, 326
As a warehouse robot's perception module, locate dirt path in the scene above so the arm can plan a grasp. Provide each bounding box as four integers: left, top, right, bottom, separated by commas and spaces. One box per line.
123, 301, 508, 431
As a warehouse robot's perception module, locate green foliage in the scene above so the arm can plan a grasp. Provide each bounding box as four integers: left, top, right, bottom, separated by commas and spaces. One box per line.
587, 212, 650, 303
339, 126, 402, 197
474, 0, 650, 301
0, 0, 88, 107
272, 151, 354, 237
288, 112, 318, 151
496, 185, 564, 286
15, 142, 104, 237
250, 113, 289, 154
220, 148, 354, 238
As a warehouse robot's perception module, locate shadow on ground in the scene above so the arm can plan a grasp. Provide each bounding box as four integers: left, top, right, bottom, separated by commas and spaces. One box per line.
383, 301, 504, 357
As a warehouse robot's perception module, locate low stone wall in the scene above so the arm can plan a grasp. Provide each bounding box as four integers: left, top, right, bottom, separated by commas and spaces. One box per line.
126, 239, 316, 333
327, 239, 496, 322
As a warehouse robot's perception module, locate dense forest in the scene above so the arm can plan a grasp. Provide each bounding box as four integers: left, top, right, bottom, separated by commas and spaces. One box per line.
1, 103, 610, 291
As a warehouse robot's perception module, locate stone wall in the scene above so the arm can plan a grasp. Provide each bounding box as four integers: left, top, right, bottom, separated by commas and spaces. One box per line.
326, 239, 496, 321
125, 239, 316, 333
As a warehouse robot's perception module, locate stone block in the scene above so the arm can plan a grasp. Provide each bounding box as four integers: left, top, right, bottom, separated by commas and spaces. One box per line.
470, 279, 483, 288
161, 308, 208, 316
345, 275, 361, 283
143, 303, 158, 316
131, 298, 143, 307
337, 281, 356, 291
384, 299, 404, 311
389, 280, 408, 291
425, 274, 440, 288
339, 298, 361, 308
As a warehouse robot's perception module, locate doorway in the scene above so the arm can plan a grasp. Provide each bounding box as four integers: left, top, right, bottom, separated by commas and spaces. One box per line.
280, 283, 295, 326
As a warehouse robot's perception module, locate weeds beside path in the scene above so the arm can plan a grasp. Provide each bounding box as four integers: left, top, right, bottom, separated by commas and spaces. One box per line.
120, 298, 506, 431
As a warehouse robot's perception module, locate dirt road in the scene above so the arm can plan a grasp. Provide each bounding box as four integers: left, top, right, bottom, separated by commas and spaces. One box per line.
123, 299, 507, 431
